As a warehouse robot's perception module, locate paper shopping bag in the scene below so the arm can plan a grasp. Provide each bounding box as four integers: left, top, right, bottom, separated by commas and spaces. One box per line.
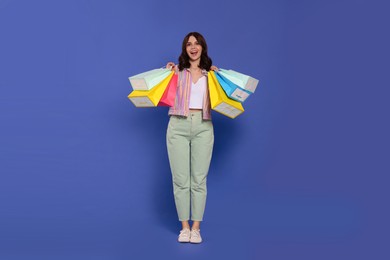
128, 71, 174, 107
217, 69, 259, 93
215, 72, 252, 102
208, 71, 244, 119
129, 68, 173, 90
158, 74, 178, 107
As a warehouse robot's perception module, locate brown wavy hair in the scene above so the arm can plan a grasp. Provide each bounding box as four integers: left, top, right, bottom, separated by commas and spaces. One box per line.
178, 32, 212, 71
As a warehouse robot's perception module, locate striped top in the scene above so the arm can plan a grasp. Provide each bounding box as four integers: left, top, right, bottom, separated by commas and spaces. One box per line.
168, 67, 212, 120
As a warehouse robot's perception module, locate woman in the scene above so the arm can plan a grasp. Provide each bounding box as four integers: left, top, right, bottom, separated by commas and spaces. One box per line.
165, 32, 217, 243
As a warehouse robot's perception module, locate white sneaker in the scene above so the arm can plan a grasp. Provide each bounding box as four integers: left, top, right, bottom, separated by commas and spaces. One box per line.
190, 229, 202, 244
178, 228, 190, 243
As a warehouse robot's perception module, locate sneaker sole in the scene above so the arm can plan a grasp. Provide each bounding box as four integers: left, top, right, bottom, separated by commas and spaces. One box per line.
190, 240, 202, 244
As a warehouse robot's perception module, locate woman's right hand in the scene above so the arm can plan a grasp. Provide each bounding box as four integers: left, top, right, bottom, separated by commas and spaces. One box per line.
166, 62, 176, 70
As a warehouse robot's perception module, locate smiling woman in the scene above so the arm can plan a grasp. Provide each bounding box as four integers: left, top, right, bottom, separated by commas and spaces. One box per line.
164, 32, 217, 244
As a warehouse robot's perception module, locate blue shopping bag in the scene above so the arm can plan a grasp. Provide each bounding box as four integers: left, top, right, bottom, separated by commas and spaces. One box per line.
215, 72, 252, 102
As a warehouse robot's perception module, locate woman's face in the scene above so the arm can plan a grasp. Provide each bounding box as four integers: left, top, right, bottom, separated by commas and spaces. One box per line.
186, 35, 203, 62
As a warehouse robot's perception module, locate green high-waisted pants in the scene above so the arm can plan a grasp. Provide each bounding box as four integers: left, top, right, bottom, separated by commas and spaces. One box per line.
166, 111, 214, 221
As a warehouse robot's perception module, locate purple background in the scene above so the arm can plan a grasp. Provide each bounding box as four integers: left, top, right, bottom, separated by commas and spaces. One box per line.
0, 0, 389, 259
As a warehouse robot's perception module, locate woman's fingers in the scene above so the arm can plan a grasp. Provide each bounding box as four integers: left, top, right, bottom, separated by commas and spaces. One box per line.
166, 62, 176, 69
210, 65, 219, 71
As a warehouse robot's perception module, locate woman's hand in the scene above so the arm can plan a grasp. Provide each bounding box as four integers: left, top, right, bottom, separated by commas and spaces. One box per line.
166, 62, 176, 70
210, 65, 219, 71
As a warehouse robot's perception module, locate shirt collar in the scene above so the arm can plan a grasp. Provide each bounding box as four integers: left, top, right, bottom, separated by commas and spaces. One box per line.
185, 68, 208, 76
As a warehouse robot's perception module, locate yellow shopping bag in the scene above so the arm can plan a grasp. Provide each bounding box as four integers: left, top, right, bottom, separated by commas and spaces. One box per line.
128, 71, 174, 107
208, 71, 244, 119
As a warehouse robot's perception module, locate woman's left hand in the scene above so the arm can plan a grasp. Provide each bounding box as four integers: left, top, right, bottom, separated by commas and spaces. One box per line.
210, 65, 219, 71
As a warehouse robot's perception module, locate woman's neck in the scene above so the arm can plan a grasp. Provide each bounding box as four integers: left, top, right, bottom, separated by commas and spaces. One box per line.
189, 60, 200, 70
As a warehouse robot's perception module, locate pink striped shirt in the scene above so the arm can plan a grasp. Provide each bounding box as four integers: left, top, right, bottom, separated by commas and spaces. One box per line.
168, 68, 212, 120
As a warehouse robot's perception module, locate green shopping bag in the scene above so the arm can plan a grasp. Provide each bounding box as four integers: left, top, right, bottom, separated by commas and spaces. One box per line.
129, 68, 173, 90
217, 69, 259, 93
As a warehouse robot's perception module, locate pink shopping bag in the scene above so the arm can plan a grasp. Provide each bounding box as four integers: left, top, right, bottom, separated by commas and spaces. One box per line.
158, 73, 178, 107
